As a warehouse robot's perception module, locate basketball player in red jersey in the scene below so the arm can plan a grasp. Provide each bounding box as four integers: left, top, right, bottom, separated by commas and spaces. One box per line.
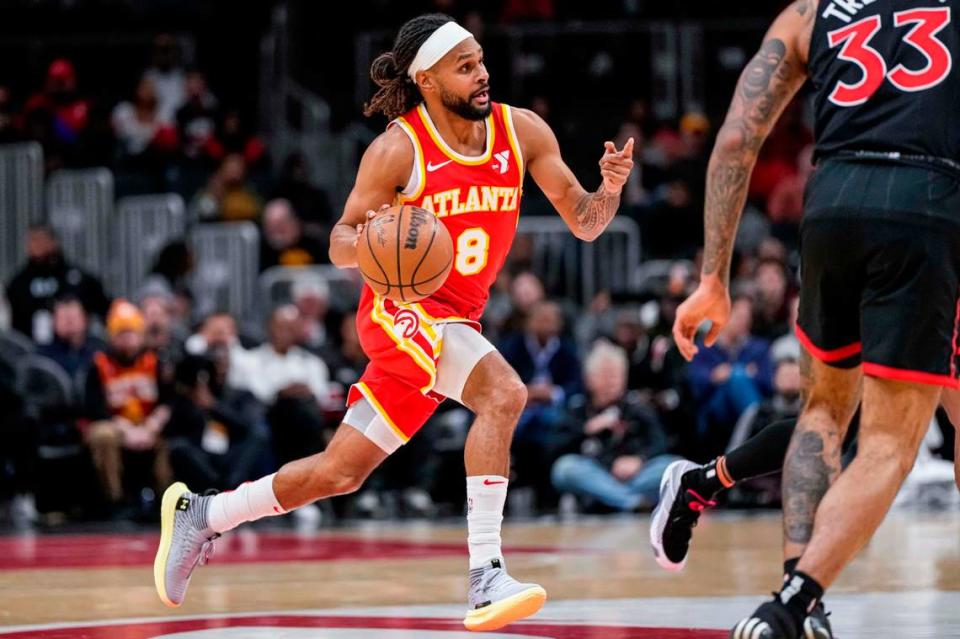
155, 13, 634, 632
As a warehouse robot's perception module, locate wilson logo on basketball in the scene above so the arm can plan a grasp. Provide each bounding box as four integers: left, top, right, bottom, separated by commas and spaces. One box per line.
393, 309, 421, 339
403, 209, 431, 250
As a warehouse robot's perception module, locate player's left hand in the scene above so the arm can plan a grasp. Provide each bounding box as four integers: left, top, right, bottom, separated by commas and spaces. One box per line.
599, 137, 635, 194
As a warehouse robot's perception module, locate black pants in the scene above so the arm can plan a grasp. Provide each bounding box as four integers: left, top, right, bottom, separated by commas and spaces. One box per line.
267, 397, 329, 467
167, 426, 270, 492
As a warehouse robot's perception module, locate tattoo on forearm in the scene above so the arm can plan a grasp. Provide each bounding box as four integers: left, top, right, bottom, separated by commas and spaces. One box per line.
702, 35, 803, 284
783, 430, 839, 544
575, 188, 620, 236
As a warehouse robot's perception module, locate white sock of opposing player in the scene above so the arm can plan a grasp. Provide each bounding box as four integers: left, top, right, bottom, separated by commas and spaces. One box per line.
466, 475, 508, 569
206, 474, 286, 534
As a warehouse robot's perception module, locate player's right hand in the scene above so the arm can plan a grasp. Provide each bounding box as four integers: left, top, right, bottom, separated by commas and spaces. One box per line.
355, 204, 391, 242
672, 275, 731, 361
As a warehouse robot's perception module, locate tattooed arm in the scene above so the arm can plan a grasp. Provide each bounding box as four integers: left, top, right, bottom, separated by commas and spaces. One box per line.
672, 0, 814, 361
703, 0, 814, 284
513, 108, 634, 242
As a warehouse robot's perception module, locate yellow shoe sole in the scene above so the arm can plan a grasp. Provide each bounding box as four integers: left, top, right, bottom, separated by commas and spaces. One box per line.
154, 481, 189, 608
463, 585, 547, 632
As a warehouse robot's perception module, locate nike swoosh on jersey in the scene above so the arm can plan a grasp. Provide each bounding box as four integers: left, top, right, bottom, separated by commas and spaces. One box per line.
427, 159, 454, 172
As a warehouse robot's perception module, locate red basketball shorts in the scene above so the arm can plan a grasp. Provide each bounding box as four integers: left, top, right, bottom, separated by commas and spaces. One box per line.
345, 296, 495, 453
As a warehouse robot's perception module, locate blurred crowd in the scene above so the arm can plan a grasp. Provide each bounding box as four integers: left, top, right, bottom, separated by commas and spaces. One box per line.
0, 10, 825, 527
0, 97, 814, 527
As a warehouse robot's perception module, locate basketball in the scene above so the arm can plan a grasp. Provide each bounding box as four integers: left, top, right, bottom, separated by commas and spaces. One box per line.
356, 204, 454, 303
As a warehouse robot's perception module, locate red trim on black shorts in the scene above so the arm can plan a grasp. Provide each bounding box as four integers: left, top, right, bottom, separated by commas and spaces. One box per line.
795, 325, 862, 363
862, 362, 960, 389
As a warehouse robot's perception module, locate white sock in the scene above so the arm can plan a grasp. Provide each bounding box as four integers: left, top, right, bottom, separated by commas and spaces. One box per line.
466, 475, 508, 569
206, 474, 286, 533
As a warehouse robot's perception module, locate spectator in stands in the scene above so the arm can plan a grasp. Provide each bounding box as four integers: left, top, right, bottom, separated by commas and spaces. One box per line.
111, 75, 179, 167
23, 58, 90, 148
751, 258, 791, 340
0, 85, 19, 143
326, 311, 367, 389
187, 311, 240, 356
501, 0, 555, 22
141, 239, 195, 325
551, 341, 679, 512
82, 300, 170, 508
501, 300, 582, 509
688, 292, 773, 445
191, 153, 262, 221
771, 295, 801, 364
292, 275, 340, 355
499, 270, 545, 336
141, 292, 184, 387
768, 144, 814, 246
165, 354, 268, 492
271, 152, 334, 236
734, 357, 803, 448
259, 199, 327, 270
216, 109, 266, 169
143, 34, 186, 123
617, 122, 648, 209
37, 294, 103, 379
749, 100, 812, 207
184, 311, 247, 381
6, 224, 110, 343
574, 290, 618, 350
228, 305, 331, 466
176, 70, 218, 166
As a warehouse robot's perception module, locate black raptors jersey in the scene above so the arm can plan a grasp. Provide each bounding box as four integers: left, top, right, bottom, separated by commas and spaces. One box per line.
809, 0, 960, 161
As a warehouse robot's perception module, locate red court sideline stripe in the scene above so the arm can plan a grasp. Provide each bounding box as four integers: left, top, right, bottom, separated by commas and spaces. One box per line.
0, 614, 728, 639
0, 533, 573, 570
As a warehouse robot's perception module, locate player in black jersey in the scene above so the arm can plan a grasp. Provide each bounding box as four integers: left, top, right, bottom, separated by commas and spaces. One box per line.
670, 0, 960, 636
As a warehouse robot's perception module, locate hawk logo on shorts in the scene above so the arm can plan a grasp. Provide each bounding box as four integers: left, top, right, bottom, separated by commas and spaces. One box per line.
393, 309, 421, 340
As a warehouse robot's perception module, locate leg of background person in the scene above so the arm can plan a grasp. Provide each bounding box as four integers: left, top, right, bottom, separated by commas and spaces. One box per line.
267, 397, 327, 467
222, 426, 271, 489
551, 454, 640, 511
782, 357, 862, 564
85, 420, 124, 503
167, 437, 220, 491
795, 376, 941, 587
153, 439, 173, 491
726, 365, 764, 416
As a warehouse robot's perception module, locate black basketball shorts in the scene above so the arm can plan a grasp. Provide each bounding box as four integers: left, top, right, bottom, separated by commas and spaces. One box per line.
797, 158, 960, 388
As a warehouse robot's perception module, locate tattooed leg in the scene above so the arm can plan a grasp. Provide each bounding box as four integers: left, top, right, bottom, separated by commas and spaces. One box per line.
793, 375, 940, 588
782, 355, 861, 564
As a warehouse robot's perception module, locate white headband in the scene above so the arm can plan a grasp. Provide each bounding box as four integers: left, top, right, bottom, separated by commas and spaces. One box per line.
407, 22, 474, 81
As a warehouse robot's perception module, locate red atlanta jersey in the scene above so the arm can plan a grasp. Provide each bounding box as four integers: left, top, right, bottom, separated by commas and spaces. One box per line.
358, 101, 525, 324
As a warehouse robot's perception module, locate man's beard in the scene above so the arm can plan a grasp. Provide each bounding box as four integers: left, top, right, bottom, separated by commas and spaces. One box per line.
439, 85, 491, 121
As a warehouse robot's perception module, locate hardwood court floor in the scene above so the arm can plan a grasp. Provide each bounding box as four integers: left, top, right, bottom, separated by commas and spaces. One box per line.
0, 510, 957, 638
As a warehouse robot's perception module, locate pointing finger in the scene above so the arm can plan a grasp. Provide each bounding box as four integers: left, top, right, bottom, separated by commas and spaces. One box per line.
622, 137, 635, 157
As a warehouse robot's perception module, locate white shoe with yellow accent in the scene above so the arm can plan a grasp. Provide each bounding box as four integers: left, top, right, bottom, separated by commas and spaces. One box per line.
153, 482, 219, 607
463, 559, 547, 632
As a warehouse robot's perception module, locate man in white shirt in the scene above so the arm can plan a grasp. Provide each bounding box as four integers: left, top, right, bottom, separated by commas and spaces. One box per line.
231, 305, 330, 405
229, 306, 332, 468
